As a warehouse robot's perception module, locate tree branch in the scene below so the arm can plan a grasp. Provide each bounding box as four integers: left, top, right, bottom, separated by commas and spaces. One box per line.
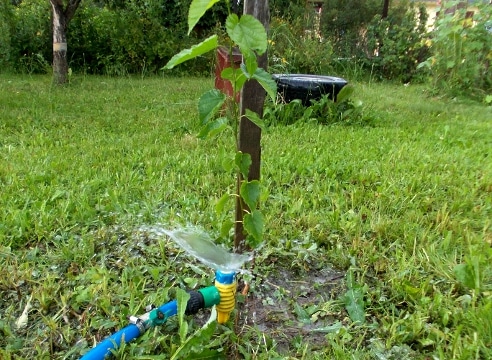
65, 0, 82, 23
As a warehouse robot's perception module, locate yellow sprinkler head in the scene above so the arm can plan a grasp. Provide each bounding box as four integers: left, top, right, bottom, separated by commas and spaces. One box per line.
214, 271, 236, 324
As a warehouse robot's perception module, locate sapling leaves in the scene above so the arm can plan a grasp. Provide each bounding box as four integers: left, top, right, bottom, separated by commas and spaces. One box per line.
198, 89, 226, 125
187, 0, 221, 35
240, 180, 260, 211
243, 210, 264, 247
220, 219, 234, 239
252, 67, 277, 102
244, 109, 266, 131
215, 193, 230, 215
198, 117, 229, 139
235, 151, 252, 179
221, 67, 247, 93
166, 1, 270, 254
225, 14, 267, 56
241, 48, 258, 76
163, 35, 218, 69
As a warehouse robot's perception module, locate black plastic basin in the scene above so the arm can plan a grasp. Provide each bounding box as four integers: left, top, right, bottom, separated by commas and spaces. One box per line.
273, 74, 347, 106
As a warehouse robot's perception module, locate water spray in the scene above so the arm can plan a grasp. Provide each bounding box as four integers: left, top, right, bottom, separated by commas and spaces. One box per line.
79, 227, 249, 360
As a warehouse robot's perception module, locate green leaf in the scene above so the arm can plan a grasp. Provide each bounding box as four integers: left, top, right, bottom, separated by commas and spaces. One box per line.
171, 319, 218, 360
221, 67, 247, 93
343, 287, 365, 324
240, 180, 260, 211
163, 35, 218, 70
336, 84, 354, 103
215, 193, 231, 215
235, 151, 252, 179
241, 48, 258, 76
198, 117, 229, 139
226, 14, 267, 55
176, 288, 190, 343
252, 67, 277, 102
244, 109, 266, 131
294, 303, 311, 324
219, 219, 234, 239
454, 263, 476, 290
198, 89, 226, 125
311, 322, 343, 333
188, 0, 221, 35
221, 154, 235, 172
243, 210, 264, 247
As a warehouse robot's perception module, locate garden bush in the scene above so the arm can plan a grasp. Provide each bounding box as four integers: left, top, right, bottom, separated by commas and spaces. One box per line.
2, 0, 223, 75
10, 0, 52, 74
269, 17, 335, 75
365, 3, 430, 82
0, 0, 13, 71
320, 0, 381, 58
320, 0, 430, 82
263, 85, 368, 126
419, 1, 492, 99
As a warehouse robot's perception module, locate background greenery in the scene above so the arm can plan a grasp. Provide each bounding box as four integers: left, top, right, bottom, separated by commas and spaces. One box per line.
1, 0, 491, 98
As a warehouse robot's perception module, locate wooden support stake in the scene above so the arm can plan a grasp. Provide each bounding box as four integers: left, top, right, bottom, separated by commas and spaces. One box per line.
234, 0, 269, 253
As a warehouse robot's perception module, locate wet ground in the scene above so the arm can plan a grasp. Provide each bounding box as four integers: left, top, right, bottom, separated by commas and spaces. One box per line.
236, 263, 346, 355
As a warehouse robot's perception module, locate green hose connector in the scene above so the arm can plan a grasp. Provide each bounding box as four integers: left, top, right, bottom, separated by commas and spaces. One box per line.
199, 286, 221, 308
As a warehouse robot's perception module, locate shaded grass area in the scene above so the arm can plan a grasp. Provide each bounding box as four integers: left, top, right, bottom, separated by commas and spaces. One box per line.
0, 74, 491, 359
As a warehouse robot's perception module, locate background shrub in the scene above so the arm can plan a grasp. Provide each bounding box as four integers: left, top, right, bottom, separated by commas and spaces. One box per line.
2, 0, 223, 75
320, 0, 429, 82
320, 0, 381, 58
269, 17, 334, 75
263, 85, 367, 126
365, 3, 430, 82
419, 1, 492, 99
0, 0, 14, 71
10, 0, 51, 74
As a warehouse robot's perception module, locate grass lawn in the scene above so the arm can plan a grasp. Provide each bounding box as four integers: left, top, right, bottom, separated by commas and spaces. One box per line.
0, 74, 491, 359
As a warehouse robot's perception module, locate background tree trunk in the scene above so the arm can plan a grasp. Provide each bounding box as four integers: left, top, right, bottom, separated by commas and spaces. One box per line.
234, 0, 269, 252
49, 0, 81, 84
382, 0, 390, 19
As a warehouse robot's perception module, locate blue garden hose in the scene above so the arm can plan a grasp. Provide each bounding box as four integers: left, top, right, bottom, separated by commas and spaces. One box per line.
79, 271, 236, 360
80, 301, 178, 360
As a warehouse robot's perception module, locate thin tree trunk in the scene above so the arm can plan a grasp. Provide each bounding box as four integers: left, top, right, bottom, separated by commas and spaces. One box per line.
234, 0, 269, 253
382, 0, 389, 19
49, 0, 81, 85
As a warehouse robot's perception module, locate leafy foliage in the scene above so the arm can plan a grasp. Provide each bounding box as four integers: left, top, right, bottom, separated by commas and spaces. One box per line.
164, 0, 276, 250
9, 0, 52, 74
365, 3, 430, 82
1, 0, 226, 75
320, 0, 381, 58
0, 0, 13, 70
263, 85, 367, 126
418, 1, 492, 99
268, 17, 334, 75
318, 0, 430, 82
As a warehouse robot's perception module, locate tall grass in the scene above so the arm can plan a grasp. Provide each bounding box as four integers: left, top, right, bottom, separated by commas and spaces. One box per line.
0, 74, 490, 359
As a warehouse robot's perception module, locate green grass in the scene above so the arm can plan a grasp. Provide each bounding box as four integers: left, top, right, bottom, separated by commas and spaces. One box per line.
0, 74, 491, 359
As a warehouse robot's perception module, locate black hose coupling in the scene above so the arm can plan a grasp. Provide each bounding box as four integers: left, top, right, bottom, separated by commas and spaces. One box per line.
185, 290, 205, 315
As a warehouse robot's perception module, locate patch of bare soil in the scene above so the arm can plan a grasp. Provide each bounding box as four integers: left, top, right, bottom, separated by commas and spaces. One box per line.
236, 263, 346, 354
